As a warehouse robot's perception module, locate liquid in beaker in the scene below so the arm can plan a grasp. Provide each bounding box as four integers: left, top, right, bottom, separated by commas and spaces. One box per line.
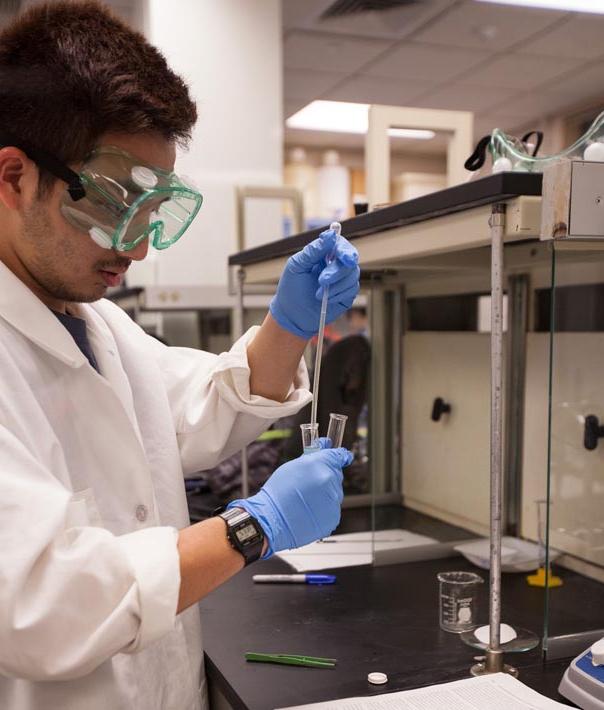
327, 413, 348, 448
437, 571, 483, 633
300, 423, 320, 455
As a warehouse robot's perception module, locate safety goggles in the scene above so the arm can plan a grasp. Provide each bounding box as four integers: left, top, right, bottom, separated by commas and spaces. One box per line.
465, 109, 604, 176
0, 135, 203, 252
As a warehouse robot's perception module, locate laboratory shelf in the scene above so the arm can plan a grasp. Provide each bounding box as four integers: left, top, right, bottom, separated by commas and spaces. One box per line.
228, 172, 543, 286
229, 172, 542, 267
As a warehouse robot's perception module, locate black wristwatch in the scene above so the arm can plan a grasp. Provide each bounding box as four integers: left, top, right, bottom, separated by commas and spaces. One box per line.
214, 506, 265, 566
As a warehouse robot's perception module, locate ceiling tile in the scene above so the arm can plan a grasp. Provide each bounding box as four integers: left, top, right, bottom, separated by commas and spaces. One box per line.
284, 31, 392, 73
284, 99, 309, 119
282, 0, 333, 31
516, 15, 604, 61
540, 61, 604, 104
473, 114, 529, 138
413, 0, 565, 52
365, 42, 490, 83
460, 53, 583, 91
475, 60, 604, 131
284, 68, 349, 101
284, 0, 454, 41
324, 75, 430, 106
415, 83, 518, 113
482, 87, 601, 122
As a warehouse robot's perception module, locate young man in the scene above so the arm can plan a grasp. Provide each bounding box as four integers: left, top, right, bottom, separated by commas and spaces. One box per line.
0, 3, 360, 709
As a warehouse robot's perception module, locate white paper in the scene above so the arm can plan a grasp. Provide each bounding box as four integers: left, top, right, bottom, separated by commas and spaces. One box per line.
276, 529, 436, 572
278, 672, 571, 710
474, 623, 517, 645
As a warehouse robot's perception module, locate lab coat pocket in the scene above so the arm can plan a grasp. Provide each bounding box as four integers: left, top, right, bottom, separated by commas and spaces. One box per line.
66, 488, 104, 528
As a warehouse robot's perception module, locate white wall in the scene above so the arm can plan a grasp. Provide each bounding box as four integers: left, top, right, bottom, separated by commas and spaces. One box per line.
523, 332, 604, 569
131, 0, 283, 288
402, 332, 495, 536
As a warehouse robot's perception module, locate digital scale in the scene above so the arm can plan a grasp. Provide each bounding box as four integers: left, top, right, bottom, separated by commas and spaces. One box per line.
559, 638, 604, 709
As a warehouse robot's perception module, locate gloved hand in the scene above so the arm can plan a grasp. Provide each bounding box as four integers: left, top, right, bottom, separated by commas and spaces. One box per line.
269, 228, 360, 339
227, 444, 353, 556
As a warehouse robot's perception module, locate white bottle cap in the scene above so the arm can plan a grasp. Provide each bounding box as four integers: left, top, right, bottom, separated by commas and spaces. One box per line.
591, 636, 604, 665
289, 147, 307, 163
492, 156, 513, 174
583, 141, 604, 163
367, 672, 388, 685
322, 149, 340, 166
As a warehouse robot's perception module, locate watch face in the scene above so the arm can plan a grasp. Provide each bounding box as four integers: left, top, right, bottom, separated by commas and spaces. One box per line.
236, 523, 258, 543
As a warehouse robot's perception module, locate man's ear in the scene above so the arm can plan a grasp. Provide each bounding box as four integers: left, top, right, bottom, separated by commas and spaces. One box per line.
0, 147, 37, 210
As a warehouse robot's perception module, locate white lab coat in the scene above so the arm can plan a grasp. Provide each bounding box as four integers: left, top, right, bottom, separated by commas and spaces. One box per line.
0, 261, 311, 710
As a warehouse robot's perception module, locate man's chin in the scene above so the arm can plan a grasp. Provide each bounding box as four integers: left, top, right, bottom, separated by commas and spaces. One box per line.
78, 284, 108, 303
52, 282, 108, 304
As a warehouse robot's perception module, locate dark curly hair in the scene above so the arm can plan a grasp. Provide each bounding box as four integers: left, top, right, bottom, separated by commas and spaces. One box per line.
0, 0, 197, 192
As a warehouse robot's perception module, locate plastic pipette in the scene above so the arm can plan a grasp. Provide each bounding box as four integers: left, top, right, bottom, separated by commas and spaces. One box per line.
310, 221, 341, 430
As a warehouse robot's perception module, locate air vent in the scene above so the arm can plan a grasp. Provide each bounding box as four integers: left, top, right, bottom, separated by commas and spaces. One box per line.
321, 0, 421, 19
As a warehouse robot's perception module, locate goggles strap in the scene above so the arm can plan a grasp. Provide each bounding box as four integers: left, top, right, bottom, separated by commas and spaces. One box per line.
520, 130, 544, 158
0, 131, 86, 201
464, 135, 491, 172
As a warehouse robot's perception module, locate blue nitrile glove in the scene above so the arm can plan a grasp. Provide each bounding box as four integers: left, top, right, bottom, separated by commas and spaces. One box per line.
269, 228, 360, 339
227, 444, 353, 556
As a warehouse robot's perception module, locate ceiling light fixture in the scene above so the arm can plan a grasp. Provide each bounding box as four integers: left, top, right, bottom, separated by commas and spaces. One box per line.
389, 128, 437, 139
286, 100, 435, 139
475, 0, 604, 14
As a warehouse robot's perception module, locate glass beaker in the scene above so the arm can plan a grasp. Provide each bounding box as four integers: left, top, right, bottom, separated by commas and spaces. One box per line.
327, 413, 348, 448
437, 571, 483, 633
300, 423, 320, 455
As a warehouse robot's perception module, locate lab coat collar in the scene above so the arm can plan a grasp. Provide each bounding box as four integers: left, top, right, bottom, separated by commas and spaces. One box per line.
80, 303, 146, 446
0, 259, 88, 368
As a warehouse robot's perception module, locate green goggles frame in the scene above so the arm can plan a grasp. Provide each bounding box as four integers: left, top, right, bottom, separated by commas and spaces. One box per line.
76, 149, 203, 251
0, 133, 203, 252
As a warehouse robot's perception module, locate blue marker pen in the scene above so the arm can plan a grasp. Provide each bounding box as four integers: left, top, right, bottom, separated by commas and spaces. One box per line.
252, 574, 336, 585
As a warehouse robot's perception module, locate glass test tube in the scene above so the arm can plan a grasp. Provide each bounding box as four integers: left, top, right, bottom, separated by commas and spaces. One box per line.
300, 423, 320, 455
327, 413, 348, 448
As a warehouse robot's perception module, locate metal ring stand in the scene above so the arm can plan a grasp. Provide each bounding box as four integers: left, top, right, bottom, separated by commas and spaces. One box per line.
470, 203, 518, 679
235, 202, 522, 676
235, 268, 250, 499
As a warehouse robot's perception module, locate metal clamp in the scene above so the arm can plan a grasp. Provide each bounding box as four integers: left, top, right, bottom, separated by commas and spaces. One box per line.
431, 397, 451, 422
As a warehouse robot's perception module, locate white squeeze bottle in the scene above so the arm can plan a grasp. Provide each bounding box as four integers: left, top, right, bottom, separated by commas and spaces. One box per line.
317, 149, 350, 222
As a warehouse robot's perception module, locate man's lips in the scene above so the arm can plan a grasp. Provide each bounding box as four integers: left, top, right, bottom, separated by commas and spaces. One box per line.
100, 267, 128, 275
98, 267, 128, 287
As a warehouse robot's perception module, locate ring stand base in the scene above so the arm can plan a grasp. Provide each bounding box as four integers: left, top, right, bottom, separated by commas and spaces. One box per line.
471, 661, 518, 678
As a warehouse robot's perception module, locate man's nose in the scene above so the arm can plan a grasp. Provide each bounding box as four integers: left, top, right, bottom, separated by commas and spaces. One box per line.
126, 236, 150, 261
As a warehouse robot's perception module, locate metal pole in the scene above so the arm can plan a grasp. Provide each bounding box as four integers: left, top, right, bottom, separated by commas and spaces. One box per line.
504, 274, 529, 536
235, 268, 250, 499
368, 279, 387, 497
390, 286, 404, 497
489, 202, 505, 662
472, 203, 517, 678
